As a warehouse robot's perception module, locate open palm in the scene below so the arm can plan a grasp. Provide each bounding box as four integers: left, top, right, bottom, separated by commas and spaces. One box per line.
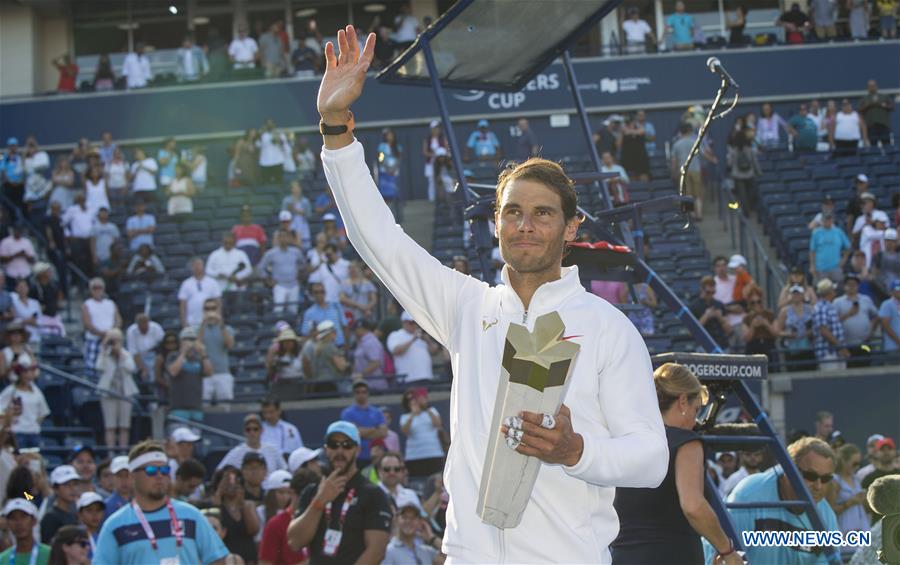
317, 26, 376, 120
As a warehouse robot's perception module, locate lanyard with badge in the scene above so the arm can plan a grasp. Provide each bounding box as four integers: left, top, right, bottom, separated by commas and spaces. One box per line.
322, 488, 356, 557
132, 500, 183, 565
8, 544, 39, 565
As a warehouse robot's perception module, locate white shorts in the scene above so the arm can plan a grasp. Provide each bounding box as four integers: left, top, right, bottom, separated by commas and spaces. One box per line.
101, 398, 133, 429
203, 372, 234, 402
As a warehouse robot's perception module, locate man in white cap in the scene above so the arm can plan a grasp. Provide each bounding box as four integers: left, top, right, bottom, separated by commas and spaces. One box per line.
41, 464, 80, 542
873, 228, 900, 295
104, 455, 132, 519
311, 29, 668, 562
387, 311, 439, 383
812, 278, 850, 371
300, 283, 346, 347
168, 426, 201, 478
856, 433, 885, 483
383, 492, 441, 564
77, 491, 105, 555
257, 229, 307, 314
288, 446, 323, 476
0, 499, 50, 563
273, 210, 302, 249
810, 212, 851, 283
261, 398, 304, 456
95, 440, 228, 564
846, 173, 872, 233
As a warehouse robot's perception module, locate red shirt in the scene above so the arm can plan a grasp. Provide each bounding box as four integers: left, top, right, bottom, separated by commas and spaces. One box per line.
57, 63, 79, 92
232, 224, 267, 246
259, 506, 308, 564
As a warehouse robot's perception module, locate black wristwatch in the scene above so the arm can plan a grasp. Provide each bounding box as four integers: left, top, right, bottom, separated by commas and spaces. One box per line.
319, 111, 355, 136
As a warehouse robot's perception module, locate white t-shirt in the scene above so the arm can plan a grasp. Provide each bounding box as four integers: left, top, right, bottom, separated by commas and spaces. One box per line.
623, 19, 653, 43
62, 205, 94, 238
228, 37, 258, 63
0, 384, 51, 434
261, 420, 304, 455
205, 247, 253, 292
720, 466, 750, 496
387, 328, 434, 382
131, 158, 158, 192
400, 407, 445, 460
177, 275, 222, 327
258, 132, 285, 167
85, 178, 110, 216
308, 259, 350, 303
106, 161, 129, 190
84, 298, 117, 338
122, 53, 152, 88
834, 111, 862, 141
126, 322, 165, 357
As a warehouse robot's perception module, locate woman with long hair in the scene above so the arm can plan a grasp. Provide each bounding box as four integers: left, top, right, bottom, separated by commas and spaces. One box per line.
209, 466, 259, 564
84, 165, 109, 217
400, 387, 446, 478
49, 156, 76, 211
93, 54, 116, 92
777, 266, 817, 309
153, 330, 180, 397
612, 363, 741, 565
105, 147, 129, 194
827, 444, 870, 536
741, 284, 779, 365
201, 508, 246, 565
620, 114, 650, 182
48, 524, 90, 564
167, 162, 196, 217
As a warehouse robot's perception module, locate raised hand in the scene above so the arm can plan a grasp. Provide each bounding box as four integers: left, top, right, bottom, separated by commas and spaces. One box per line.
317, 25, 376, 124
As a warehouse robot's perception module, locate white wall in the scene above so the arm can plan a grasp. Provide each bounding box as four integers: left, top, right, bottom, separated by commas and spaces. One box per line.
39, 17, 72, 93
0, 3, 38, 97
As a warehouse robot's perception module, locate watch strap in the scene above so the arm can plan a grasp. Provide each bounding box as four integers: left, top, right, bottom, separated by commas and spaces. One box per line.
319, 111, 355, 136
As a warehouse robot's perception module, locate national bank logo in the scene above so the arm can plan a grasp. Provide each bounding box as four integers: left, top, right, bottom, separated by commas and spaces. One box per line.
600, 78, 618, 93
599, 77, 651, 94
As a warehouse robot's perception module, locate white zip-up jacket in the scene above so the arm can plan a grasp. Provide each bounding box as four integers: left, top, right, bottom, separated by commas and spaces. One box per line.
323, 140, 668, 563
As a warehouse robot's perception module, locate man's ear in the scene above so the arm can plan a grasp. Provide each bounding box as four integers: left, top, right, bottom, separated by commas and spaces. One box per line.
564, 215, 582, 242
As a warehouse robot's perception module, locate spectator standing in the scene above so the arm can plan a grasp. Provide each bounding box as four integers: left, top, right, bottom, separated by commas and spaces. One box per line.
727, 6, 748, 45
830, 98, 869, 156
878, 0, 898, 36
229, 25, 259, 70
216, 413, 287, 471
164, 325, 213, 423
880, 279, 900, 355
81, 277, 121, 373
810, 0, 837, 38
633, 110, 656, 157
124, 200, 155, 252
259, 22, 284, 78
812, 278, 850, 370
860, 437, 900, 489
95, 329, 138, 449
10, 279, 40, 345
273, 210, 301, 248
834, 274, 879, 366
207, 232, 253, 293
848, 0, 871, 38
393, 2, 421, 49
30, 262, 62, 333
41, 465, 80, 542
52, 54, 79, 93
232, 205, 268, 265
741, 286, 779, 362
0, 224, 36, 284
594, 116, 623, 159
340, 261, 376, 325
166, 163, 195, 217
620, 115, 650, 182
261, 398, 304, 456
0, 355, 50, 448
95, 441, 229, 563
789, 103, 820, 152
301, 283, 346, 347
265, 329, 306, 399
465, 120, 502, 163
49, 156, 76, 212
104, 455, 132, 519
258, 120, 287, 184
376, 128, 402, 205
873, 228, 900, 296
776, 285, 816, 371
726, 125, 761, 216
400, 388, 445, 478
351, 320, 387, 390
809, 194, 836, 231
62, 194, 94, 278
122, 42, 152, 89
827, 444, 870, 536
311, 321, 349, 393
778, 266, 817, 308
258, 230, 306, 314
422, 120, 450, 202
197, 298, 235, 403
90, 207, 120, 269
341, 381, 387, 466
0, 499, 50, 564
104, 148, 129, 194
810, 213, 851, 283
756, 104, 792, 148
175, 35, 209, 82
388, 312, 439, 383
672, 123, 704, 220
178, 257, 222, 327
287, 421, 392, 562
859, 79, 894, 146
158, 138, 179, 189
308, 244, 350, 304
622, 7, 655, 53
664, 1, 696, 50
282, 181, 312, 249
1, 138, 26, 219
779, 4, 812, 42
846, 174, 873, 234
129, 147, 158, 202
93, 54, 116, 91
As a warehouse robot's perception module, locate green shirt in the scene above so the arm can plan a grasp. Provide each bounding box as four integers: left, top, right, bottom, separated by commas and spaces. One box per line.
788, 114, 818, 151
0, 544, 51, 565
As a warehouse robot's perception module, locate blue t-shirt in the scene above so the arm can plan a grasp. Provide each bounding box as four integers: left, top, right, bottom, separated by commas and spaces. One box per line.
879, 297, 900, 351
301, 302, 346, 346
94, 499, 228, 565
703, 467, 839, 565
157, 149, 178, 182
466, 131, 500, 157
125, 214, 156, 251
788, 115, 819, 151
666, 13, 695, 45
1, 153, 24, 184
104, 491, 129, 520
810, 227, 850, 272
314, 193, 344, 228
340, 404, 385, 460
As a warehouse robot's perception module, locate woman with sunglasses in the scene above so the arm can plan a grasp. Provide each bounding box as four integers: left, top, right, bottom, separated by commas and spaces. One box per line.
612, 363, 741, 565
48, 524, 90, 565
740, 284, 778, 368
827, 444, 870, 537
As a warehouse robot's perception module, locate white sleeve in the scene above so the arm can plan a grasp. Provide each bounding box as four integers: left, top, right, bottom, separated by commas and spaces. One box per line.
386, 331, 404, 354
177, 280, 190, 301
322, 141, 485, 348
236, 250, 253, 280
125, 327, 137, 354
36, 389, 51, 420
563, 315, 668, 488
205, 251, 224, 278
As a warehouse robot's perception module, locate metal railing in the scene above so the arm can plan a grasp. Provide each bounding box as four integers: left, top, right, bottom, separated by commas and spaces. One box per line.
165, 414, 244, 443
39, 362, 151, 413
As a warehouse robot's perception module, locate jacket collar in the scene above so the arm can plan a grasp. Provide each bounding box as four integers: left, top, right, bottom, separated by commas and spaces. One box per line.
498, 265, 584, 319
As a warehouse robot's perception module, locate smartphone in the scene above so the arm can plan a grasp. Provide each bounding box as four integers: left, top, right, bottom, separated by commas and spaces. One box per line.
12, 397, 22, 408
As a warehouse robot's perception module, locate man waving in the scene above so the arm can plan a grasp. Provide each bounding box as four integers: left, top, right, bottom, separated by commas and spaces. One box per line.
304, 26, 668, 563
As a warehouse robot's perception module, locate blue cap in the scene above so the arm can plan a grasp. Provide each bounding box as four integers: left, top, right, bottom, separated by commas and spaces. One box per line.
6, 137, 18, 146
892, 279, 900, 292
324, 420, 360, 445
477, 119, 489, 128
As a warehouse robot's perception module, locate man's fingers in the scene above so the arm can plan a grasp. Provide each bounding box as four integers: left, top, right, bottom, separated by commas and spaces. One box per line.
519, 420, 555, 442
346, 25, 360, 60
519, 410, 544, 427
324, 41, 336, 69
361, 32, 377, 66
559, 404, 572, 419
336, 29, 348, 64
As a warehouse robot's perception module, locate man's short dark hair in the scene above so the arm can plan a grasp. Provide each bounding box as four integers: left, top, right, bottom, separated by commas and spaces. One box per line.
129, 440, 165, 461
679, 122, 693, 135
495, 158, 578, 222
291, 468, 318, 497
261, 397, 280, 410
97, 457, 112, 475
713, 255, 728, 267
379, 451, 404, 469
175, 458, 207, 481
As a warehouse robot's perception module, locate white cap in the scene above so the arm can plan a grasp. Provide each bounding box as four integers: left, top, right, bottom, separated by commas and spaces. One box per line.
395, 490, 426, 517
262, 470, 293, 492
867, 433, 885, 446
316, 320, 335, 338
872, 210, 890, 224
401, 311, 414, 322
288, 447, 322, 473
278, 210, 292, 222
322, 213, 337, 222
50, 465, 80, 486
171, 427, 201, 443
716, 451, 737, 460
429, 119, 440, 129
77, 491, 106, 511
885, 228, 898, 240
2, 498, 38, 518
727, 254, 747, 269
110, 455, 130, 475
856, 173, 869, 183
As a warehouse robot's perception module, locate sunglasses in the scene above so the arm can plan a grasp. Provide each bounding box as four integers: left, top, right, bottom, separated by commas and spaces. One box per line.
326, 439, 357, 450
204, 306, 218, 311
141, 465, 171, 477
381, 466, 404, 473
799, 469, 833, 484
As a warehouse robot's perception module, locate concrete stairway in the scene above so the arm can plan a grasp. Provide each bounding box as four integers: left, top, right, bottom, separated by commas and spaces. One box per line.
399, 199, 436, 251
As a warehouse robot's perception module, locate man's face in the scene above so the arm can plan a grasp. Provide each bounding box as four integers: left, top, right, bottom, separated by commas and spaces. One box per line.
495, 179, 577, 277
134, 463, 170, 501
325, 433, 359, 475
878, 445, 898, 464
98, 209, 109, 222
718, 454, 738, 475
701, 283, 716, 300
844, 278, 859, 295
114, 470, 132, 496
823, 216, 834, 229
353, 386, 369, 405
137, 317, 149, 333
244, 420, 262, 443
675, 1, 685, 12
262, 404, 280, 424
222, 234, 235, 250
56, 480, 79, 504
397, 507, 421, 537
799, 104, 808, 116
379, 456, 404, 489
886, 238, 897, 251
311, 285, 326, 304
6, 511, 35, 540
713, 259, 727, 277
79, 504, 104, 530
742, 450, 764, 471
73, 452, 96, 480
242, 462, 267, 487
796, 452, 835, 502
178, 476, 202, 496
868, 80, 878, 94
816, 416, 834, 438
601, 152, 614, 167
192, 259, 205, 278
518, 119, 528, 131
